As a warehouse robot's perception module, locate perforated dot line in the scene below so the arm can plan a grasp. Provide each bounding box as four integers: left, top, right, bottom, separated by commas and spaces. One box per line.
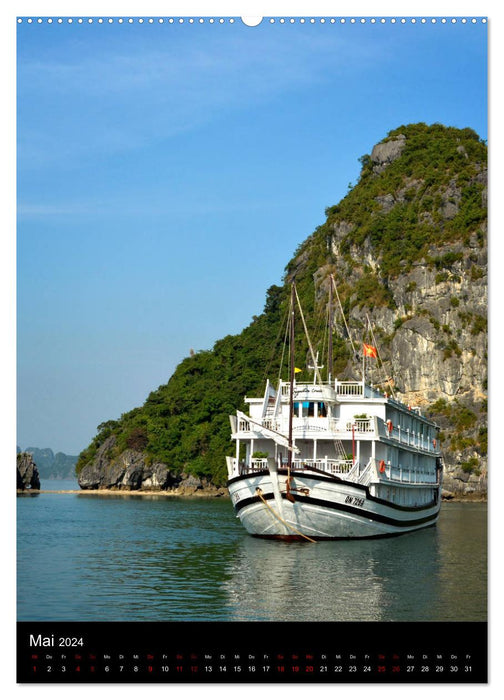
17, 17, 488, 25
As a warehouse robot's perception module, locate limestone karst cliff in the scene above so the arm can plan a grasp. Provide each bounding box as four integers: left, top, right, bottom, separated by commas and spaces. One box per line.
77, 435, 227, 495
76, 123, 487, 498
17, 452, 41, 491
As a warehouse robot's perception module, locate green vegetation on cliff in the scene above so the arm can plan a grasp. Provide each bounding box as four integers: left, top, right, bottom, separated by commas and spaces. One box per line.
76, 123, 487, 486
303, 122, 486, 284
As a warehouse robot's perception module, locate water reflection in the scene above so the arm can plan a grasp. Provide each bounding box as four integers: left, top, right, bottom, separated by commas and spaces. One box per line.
435, 503, 487, 620
221, 525, 454, 621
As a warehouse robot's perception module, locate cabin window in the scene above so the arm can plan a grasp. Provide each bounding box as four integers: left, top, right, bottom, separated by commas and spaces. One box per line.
318, 402, 327, 417
294, 401, 327, 418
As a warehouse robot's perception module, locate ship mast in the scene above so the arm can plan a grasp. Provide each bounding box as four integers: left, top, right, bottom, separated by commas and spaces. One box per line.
286, 283, 296, 502
328, 277, 334, 384
288, 282, 295, 473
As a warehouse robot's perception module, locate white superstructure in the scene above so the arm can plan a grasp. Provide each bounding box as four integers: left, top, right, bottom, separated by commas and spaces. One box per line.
226, 282, 443, 540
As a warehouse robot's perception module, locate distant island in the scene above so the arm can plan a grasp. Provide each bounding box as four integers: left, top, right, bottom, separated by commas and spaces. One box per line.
16, 446, 78, 481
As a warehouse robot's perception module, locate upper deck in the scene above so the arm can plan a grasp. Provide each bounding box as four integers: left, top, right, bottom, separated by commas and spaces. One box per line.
239, 379, 439, 454
281, 380, 385, 401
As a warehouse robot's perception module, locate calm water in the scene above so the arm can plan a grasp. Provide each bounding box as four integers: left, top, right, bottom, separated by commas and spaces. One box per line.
17, 482, 487, 622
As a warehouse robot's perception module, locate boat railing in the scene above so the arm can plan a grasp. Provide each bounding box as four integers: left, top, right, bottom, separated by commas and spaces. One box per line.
261, 417, 280, 431
353, 418, 373, 432
238, 417, 251, 432
237, 416, 283, 433
335, 381, 363, 397
281, 383, 291, 397
383, 421, 439, 453
288, 458, 436, 485
241, 415, 379, 438
250, 458, 269, 471
329, 417, 375, 434
278, 379, 398, 403
386, 464, 438, 484
334, 382, 386, 400
371, 458, 438, 485
291, 458, 375, 483
288, 458, 354, 476
261, 417, 377, 436
233, 459, 270, 476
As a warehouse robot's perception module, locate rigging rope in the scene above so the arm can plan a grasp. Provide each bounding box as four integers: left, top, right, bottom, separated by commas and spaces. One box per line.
255, 488, 316, 543
366, 313, 397, 399
275, 304, 291, 386
331, 276, 357, 356
294, 285, 323, 385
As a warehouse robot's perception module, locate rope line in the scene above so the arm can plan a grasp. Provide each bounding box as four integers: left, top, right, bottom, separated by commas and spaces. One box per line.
294, 285, 323, 385
255, 488, 316, 543
331, 275, 357, 356
366, 312, 397, 399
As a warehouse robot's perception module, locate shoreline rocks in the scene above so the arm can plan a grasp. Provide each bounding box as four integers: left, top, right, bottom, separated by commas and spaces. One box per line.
77, 438, 227, 496
17, 452, 41, 491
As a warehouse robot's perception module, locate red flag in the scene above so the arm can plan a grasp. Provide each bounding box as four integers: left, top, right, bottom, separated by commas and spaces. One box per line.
363, 343, 377, 358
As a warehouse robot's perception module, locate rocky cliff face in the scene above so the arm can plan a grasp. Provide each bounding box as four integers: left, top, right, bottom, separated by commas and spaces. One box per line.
17, 452, 41, 491
78, 435, 227, 495
325, 240, 487, 498
305, 127, 487, 497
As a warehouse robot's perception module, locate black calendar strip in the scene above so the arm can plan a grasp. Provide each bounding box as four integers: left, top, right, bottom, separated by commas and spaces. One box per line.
17, 621, 487, 683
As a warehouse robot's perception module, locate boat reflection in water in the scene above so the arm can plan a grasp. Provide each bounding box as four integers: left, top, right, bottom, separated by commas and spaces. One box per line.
221, 525, 443, 622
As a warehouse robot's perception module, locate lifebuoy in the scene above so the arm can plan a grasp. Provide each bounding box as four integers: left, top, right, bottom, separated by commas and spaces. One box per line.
379, 460, 386, 473
386, 420, 393, 433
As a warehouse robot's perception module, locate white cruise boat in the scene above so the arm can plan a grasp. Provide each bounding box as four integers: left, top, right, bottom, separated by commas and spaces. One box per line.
226, 280, 443, 540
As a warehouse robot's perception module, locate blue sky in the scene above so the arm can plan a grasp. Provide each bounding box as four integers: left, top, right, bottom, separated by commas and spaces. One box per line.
16, 13, 488, 455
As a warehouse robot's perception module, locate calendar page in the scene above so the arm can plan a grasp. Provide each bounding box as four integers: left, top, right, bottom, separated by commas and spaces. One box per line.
15, 3, 488, 685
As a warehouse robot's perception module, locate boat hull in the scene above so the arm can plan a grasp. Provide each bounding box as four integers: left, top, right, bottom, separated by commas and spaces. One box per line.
227, 470, 441, 540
